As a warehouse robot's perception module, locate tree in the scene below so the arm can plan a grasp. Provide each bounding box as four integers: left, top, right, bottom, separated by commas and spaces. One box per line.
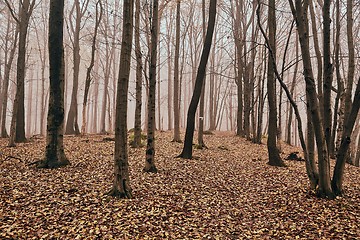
265, 0, 286, 167
178, 0, 217, 159
81, 0, 103, 135
144, 0, 160, 173
37, 0, 70, 169
1, 10, 18, 138
107, 0, 134, 198
131, 0, 144, 148
332, 78, 360, 194
7, 0, 36, 146
172, 0, 182, 143
65, 0, 90, 135
289, 0, 334, 198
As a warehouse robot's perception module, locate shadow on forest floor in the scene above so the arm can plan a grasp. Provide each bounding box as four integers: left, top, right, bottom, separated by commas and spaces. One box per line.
0, 131, 359, 239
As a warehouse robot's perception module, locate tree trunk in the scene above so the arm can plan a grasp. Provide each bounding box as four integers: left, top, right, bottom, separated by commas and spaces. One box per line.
81, 0, 102, 135
1, 14, 18, 138
332, 77, 360, 195
197, 0, 207, 149
37, 0, 69, 169
131, 0, 144, 148
265, 0, 285, 167
289, 0, 334, 198
108, 0, 134, 198
8, 0, 35, 146
323, 0, 333, 154
66, 0, 86, 135
144, 0, 160, 173
178, 0, 216, 159
172, 0, 181, 143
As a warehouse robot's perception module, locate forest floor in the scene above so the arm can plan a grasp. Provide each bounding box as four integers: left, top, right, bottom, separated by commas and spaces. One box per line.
0, 131, 359, 239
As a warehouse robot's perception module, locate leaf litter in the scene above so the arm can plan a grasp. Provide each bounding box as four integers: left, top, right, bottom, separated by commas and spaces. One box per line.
0, 131, 359, 239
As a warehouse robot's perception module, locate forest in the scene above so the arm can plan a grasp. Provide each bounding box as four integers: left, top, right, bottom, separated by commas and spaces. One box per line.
0, 0, 360, 238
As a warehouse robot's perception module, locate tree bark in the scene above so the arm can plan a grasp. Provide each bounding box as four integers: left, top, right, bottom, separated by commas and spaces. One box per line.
172, 0, 182, 143
131, 0, 144, 148
265, 0, 286, 167
144, 0, 160, 173
289, 0, 334, 198
332, 77, 360, 195
178, 0, 217, 159
108, 0, 134, 198
37, 0, 69, 169
7, 0, 35, 146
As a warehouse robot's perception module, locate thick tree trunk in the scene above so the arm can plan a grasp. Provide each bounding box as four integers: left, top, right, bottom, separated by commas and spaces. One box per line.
108, 0, 134, 198
37, 0, 69, 169
178, 0, 216, 159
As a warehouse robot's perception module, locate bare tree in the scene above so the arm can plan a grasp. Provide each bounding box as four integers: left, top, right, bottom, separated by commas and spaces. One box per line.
7, 0, 36, 146
264, 0, 286, 167
1, 10, 18, 138
37, 0, 69, 169
131, 0, 144, 148
178, 0, 217, 159
107, 0, 134, 198
65, 0, 90, 135
81, 0, 103, 135
144, 0, 160, 173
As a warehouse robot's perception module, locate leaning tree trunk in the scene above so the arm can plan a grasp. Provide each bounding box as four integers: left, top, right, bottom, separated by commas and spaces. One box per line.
37, 0, 70, 169
332, 77, 360, 195
265, 0, 286, 167
107, 0, 134, 198
144, 0, 160, 173
178, 0, 217, 159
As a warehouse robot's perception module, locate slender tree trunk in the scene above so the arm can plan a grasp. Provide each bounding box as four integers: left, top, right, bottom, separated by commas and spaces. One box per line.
37, 0, 69, 168
1, 14, 18, 138
289, 0, 334, 198
265, 0, 285, 167
132, 0, 144, 148
178, 0, 217, 159
172, 0, 181, 143
197, 0, 207, 149
81, 0, 102, 135
323, 0, 333, 154
8, 0, 35, 146
144, 0, 160, 173
332, 77, 360, 195
108, 0, 134, 198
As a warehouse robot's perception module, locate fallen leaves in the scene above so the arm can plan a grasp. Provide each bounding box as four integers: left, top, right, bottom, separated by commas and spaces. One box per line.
0, 131, 359, 239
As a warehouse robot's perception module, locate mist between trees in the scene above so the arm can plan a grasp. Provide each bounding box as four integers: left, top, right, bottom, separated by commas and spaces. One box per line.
0, 0, 360, 199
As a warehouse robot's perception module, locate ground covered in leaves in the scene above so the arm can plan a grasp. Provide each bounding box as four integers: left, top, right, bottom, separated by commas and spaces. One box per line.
0, 131, 359, 239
